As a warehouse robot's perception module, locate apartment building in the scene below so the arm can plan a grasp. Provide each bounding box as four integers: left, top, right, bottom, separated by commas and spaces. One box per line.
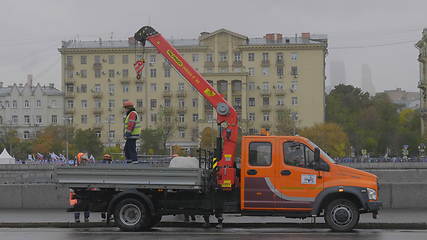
0, 75, 64, 139
417, 28, 427, 136
59, 29, 327, 148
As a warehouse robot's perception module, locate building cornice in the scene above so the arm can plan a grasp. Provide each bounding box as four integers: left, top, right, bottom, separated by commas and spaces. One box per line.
237, 44, 327, 51
59, 46, 209, 54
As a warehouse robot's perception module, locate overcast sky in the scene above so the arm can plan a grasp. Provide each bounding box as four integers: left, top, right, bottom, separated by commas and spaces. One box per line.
0, 0, 426, 92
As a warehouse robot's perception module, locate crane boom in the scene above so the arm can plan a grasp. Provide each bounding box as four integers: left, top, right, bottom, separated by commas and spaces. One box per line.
134, 26, 238, 190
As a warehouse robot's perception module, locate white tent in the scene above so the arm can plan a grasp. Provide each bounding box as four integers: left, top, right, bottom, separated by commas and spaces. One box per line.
0, 149, 16, 164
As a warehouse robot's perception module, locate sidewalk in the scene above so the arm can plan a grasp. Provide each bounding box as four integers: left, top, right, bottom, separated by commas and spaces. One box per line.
0, 208, 426, 228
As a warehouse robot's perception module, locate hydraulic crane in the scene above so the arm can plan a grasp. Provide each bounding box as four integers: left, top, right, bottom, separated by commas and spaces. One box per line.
134, 26, 238, 190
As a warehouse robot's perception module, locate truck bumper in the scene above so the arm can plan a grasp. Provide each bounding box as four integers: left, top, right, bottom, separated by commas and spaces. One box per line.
367, 201, 382, 211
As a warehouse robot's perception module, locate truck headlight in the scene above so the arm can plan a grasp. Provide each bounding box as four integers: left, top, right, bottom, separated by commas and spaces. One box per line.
367, 188, 377, 200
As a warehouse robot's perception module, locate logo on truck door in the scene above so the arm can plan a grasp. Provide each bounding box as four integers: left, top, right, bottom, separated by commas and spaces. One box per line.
301, 174, 317, 184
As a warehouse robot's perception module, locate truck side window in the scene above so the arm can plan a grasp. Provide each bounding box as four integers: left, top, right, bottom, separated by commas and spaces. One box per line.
284, 141, 315, 169
249, 142, 272, 166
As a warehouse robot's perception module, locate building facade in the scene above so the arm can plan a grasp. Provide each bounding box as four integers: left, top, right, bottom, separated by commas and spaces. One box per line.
0, 76, 64, 139
416, 29, 427, 136
381, 88, 419, 110
59, 29, 327, 147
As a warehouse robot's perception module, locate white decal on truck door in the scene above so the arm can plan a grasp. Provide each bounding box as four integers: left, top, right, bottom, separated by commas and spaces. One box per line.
301, 174, 316, 184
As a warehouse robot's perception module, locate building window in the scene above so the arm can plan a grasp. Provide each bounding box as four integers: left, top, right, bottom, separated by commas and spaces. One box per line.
164, 83, 171, 91
24, 100, 30, 108
12, 115, 18, 124
248, 53, 255, 61
109, 84, 115, 95
263, 96, 270, 106
23, 131, 30, 140
248, 82, 255, 90
249, 113, 255, 121
262, 67, 269, 76
219, 52, 227, 62
150, 83, 157, 91
94, 84, 101, 92
109, 114, 115, 122
291, 66, 298, 76
122, 55, 129, 64
136, 83, 143, 92
149, 55, 156, 63
150, 69, 157, 78
192, 114, 198, 122
95, 131, 101, 138
81, 56, 87, 64
178, 99, 185, 108
67, 70, 74, 79
164, 68, 171, 78
67, 100, 74, 108
262, 82, 269, 90
122, 69, 129, 78
95, 114, 101, 124
291, 80, 298, 92
24, 115, 30, 124
122, 84, 129, 93
248, 98, 255, 107
95, 100, 101, 109
277, 52, 284, 62
291, 53, 298, 61
36, 115, 42, 124
94, 55, 101, 63
178, 82, 185, 90
151, 113, 157, 122
277, 82, 284, 89
192, 98, 198, 108
164, 98, 171, 107
262, 52, 269, 61
12, 100, 17, 108
263, 112, 270, 121
248, 67, 255, 76
150, 99, 157, 109
80, 114, 87, 124
50, 100, 56, 108
109, 99, 115, 109
277, 98, 284, 105
291, 112, 298, 121
66, 56, 73, 64
277, 66, 284, 77
179, 128, 185, 138
136, 99, 143, 108
192, 54, 199, 62
206, 53, 213, 62
108, 55, 115, 64
249, 128, 257, 135
109, 69, 115, 78
51, 115, 57, 124
179, 114, 185, 123
5, 101, 9, 108
109, 130, 115, 139
292, 97, 298, 105
81, 84, 87, 93
95, 69, 101, 78
234, 52, 241, 62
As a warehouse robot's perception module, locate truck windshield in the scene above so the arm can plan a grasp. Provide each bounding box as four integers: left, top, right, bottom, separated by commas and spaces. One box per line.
307, 140, 336, 164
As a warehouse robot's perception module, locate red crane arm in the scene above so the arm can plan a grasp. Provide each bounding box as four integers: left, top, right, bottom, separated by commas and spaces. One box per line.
134, 26, 238, 189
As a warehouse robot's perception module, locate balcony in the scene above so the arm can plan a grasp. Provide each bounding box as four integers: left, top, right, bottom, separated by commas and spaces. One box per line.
204, 61, 215, 68
275, 104, 287, 111
93, 108, 103, 114
64, 108, 74, 114
93, 63, 102, 70
261, 105, 271, 112
177, 106, 187, 113
260, 89, 271, 96
64, 91, 75, 98
261, 59, 270, 67
275, 88, 286, 96
65, 63, 74, 70
163, 90, 173, 97
92, 92, 103, 98
232, 60, 243, 68
176, 90, 187, 98
218, 61, 228, 68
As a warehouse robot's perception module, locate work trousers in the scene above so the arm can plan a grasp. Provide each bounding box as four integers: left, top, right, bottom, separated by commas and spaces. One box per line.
124, 138, 137, 161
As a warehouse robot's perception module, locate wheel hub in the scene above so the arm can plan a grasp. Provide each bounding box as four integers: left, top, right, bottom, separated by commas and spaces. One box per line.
332, 206, 352, 225
119, 203, 142, 226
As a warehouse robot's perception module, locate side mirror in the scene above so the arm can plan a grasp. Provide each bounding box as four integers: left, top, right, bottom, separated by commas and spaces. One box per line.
313, 147, 329, 171
314, 147, 320, 163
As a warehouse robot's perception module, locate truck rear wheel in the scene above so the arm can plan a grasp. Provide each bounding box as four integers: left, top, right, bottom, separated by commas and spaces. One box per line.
114, 198, 152, 231
324, 199, 359, 232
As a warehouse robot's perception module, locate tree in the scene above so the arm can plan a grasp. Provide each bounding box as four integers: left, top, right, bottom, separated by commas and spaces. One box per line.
0, 129, 20, 156
31, 126, 71, 155
299, 123, 350, 158
72, 129, 104, 159
156, 106, 177, 153
104, 145, 124, 160
140, 128, 164, 154
200, 127, 217, 150
275, 108, 297, 136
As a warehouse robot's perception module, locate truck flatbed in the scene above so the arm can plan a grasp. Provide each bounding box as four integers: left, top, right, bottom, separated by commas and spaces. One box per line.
54, 165, 208, 190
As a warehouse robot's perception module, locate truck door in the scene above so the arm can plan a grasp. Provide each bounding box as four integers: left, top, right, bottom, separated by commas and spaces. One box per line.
273, 140, 324, 210
241, 139, 276, 209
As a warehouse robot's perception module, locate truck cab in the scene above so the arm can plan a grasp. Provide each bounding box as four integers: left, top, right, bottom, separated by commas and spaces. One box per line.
240, 135, 381, 231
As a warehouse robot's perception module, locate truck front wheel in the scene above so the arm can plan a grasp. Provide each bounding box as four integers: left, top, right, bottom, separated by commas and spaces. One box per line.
324, 199, 359, 232
114, 198, 152, 231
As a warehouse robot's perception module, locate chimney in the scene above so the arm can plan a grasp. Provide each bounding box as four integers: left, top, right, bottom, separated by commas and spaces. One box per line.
27, 74, 33, 87
49, 83, 54, 88
301, 32, 311, 40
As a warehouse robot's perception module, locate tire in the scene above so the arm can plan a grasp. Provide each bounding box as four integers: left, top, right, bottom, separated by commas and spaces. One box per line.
150, 215, 162, 227
324, 198, 360, 232
113, 198, 152, 231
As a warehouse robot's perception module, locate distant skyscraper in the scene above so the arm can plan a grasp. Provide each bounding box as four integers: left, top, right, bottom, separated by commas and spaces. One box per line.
329, 61, 347, 87
361, 64, 375, 96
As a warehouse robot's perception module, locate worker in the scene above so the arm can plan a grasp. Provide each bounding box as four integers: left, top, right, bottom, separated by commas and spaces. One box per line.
123, 101, 142, 163
103, 154, 112, 164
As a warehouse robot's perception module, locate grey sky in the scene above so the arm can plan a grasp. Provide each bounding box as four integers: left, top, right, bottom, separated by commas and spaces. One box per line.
0, 0, 426, 92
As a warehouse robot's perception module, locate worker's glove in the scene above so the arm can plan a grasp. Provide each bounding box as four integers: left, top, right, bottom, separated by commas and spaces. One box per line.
124, 132, 131, 139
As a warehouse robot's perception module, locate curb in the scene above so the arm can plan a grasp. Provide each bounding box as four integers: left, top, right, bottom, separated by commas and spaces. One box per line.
0, 222, 426, 230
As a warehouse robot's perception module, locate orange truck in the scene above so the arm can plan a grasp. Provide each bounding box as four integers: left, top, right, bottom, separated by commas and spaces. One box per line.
58, 26, 381, 232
